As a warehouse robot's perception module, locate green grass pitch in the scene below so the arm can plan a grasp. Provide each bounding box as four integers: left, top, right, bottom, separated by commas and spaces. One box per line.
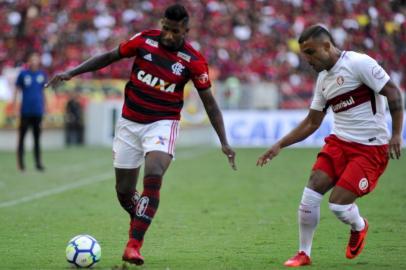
0, 147, 405, 270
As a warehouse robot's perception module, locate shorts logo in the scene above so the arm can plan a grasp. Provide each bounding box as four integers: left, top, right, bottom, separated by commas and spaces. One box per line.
135, 196, 149, 217
172, 62, 185, 76
358, 178, 369, 191
155, 136, 167, 145
336, 76, 344, 86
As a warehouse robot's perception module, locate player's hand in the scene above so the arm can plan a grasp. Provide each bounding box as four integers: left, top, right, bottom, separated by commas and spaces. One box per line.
256, 143, 282, 167
388, 134, 402, 159
45, 71, 73, 88
12, 103, 19, 117
222, 144, 237, 170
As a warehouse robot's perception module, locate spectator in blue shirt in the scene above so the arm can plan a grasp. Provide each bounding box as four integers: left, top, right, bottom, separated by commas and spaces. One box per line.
13, 52, 47, 172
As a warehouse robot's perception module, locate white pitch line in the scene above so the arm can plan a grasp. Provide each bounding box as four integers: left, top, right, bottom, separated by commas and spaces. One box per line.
0, 147, 216, 209
0, 172, 112, 209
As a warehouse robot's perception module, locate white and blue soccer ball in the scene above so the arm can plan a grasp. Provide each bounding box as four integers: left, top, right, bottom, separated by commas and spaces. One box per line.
66, 234, 101, 268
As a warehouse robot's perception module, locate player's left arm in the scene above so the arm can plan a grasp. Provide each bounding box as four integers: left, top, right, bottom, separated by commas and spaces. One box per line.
45, 47, 122, 88
380, 80, 404, 159
43, 72, 48, 114
198, 88, 237, 170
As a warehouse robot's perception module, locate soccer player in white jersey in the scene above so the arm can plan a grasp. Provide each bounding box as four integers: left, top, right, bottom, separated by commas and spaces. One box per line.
257, 25, 404, 267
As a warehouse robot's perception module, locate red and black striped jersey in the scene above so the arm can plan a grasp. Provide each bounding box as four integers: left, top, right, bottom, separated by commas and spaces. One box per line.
118, 29, 211, 123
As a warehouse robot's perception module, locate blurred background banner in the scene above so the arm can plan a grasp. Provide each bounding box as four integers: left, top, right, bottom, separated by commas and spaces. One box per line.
223, 111, 406, 147
0, 0, 405, 149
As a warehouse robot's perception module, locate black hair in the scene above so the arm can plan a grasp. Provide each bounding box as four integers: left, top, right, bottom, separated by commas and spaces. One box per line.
164, 4, 189, 26
298, 25, 336, 46
25, 51, 40, 61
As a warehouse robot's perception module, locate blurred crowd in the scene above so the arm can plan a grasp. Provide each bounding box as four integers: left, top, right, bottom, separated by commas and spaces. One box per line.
1, 0, 405, 107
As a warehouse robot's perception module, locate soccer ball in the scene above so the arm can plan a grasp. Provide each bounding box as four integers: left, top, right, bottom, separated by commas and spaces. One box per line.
66, 234, 101, 268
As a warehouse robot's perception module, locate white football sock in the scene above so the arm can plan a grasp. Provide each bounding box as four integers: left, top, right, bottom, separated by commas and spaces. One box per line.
329, 203, 365, 231
298, 187, 323, 256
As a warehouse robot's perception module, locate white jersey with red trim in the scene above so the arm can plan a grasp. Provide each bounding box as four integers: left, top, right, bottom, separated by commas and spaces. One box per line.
310, 51, 390, 145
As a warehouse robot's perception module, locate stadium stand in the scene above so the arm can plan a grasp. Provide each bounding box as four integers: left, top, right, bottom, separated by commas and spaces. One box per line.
0, 0, 405, 109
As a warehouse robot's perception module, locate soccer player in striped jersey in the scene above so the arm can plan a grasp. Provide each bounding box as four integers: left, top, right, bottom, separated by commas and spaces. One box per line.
257, 25, 403, 267
46, 4, 236, 265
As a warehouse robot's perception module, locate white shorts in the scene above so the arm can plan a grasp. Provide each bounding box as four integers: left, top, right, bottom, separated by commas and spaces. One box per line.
112, 117, 180, 169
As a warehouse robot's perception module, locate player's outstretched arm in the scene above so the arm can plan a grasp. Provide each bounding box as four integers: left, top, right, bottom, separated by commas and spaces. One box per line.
380, 80, 404, 159
257, 109, 325, 167
45, 47, 122, 88
198, 88, 237, 170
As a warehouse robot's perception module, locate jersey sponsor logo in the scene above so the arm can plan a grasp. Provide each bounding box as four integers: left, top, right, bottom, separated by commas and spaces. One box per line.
358, 178, 369, 191
171, 62, 185, 76
135, 196, 150, 219
143, 53, 152, 61
177, 51, 191, 62
372, 65, 385, 80
336, 75, 344, 86
145, 38, 158, 48
196, 73, 209, 84
137, 70, 176, 93
331, 96, 355, 112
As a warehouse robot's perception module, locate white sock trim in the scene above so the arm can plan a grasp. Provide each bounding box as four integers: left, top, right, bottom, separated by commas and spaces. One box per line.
328, 202, 352, 212
329, 203, 365, 231
301, 187, 323, 206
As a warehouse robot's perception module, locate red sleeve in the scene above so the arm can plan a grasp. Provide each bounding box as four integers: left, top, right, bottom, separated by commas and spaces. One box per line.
190, 59, 211, 91
118, 32, 143, 58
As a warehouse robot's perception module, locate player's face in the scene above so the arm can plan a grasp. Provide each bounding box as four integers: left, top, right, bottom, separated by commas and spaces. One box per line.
160, 18, 188, 50
299, 39, 331, 72
28, 53, 41, 70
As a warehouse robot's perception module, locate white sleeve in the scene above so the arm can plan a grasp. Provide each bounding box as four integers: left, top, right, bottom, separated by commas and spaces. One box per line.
353, 54, 390, 93
310, 74, 327, 111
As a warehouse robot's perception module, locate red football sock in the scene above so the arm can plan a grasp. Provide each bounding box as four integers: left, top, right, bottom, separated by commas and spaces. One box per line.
130, 175, 162, 244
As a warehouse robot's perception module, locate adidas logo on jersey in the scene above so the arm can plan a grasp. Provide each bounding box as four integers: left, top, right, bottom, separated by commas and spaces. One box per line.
143, 54, 152, 61
137, 70, 176, 93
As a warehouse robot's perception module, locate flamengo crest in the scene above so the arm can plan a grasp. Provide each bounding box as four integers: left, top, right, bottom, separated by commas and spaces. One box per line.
172, 62, 185, 76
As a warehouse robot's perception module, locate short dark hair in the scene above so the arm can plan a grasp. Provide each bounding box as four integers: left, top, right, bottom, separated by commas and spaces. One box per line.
298, 25, 336, 46
164, 4, 189, 26
25, 51, 40, 61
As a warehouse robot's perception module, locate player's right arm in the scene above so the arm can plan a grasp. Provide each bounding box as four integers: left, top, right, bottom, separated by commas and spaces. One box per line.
257, 109, 325, 167
45, 47, 122, 88
12, 71, 23, 115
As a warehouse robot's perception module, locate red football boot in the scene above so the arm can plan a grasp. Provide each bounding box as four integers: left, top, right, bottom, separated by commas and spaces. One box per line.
346, 218, 369, 259
284, 251, 311, 267
122, 238, 144, 265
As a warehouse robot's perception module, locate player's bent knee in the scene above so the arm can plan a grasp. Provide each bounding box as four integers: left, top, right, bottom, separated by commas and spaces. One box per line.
328, 186, 358, 204
307, 170, 334, 195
